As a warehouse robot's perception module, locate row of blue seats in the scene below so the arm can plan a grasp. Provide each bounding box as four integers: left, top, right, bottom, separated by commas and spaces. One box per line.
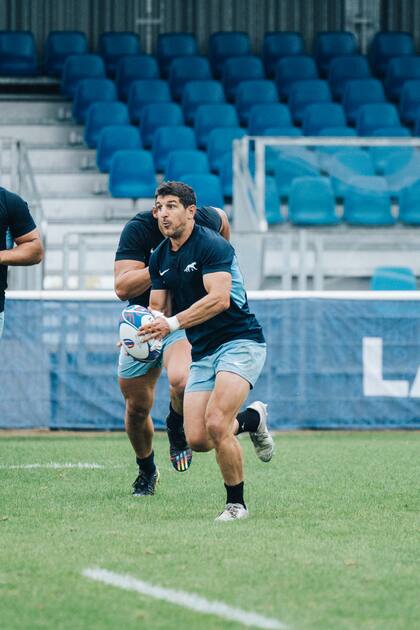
59, 49, 420, 105
80, 100, 420, 156
0, 29, 416, 80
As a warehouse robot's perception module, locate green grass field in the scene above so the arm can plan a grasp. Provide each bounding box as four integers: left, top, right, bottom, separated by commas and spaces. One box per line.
0, 431, 419, 630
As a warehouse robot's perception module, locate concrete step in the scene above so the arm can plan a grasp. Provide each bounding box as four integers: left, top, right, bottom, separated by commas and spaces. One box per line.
0, 123, 83, 145
41, 196, 150, 221
0, 99, 71, 122
35, 172, 109, 195
28, 147, 96, 171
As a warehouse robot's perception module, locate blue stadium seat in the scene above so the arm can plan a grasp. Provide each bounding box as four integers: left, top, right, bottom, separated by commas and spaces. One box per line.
400, 80, 420, 125
368, 32, 415, 77
165, 149, 210, 180
274, 154, 319, 198
96, 125, 142, 172
44, 31, 88, 77
127, 79, 171, 122
169, 56, 212, 100
328, 148, 375, 197
314, 31, 358, 76
356, 103, 401, 135
109, 149, 156, 198
289, 176, 339, 225
72, 78, 117, 123
98, 32, 141, 76
370, 266, 416, 290
385, 151, 420, 198
264, 176, 283, 224
0, 31, 38, 76
182, 80, 225, 124
262, 126, 304, 173
235, 80, 278, 125
116, 55, 159, 100
140, 102, 183, 148
247, 103, 292, 135
156, 33, 198, 77
194, 104, 239, 148
385, 56, 420, 101
61, 54, 106, 98
288, 79, 332, 124
303, 103, 346, 135
84, 101, 129, 148
316, 126, 357, 169
275, 55, 318, 100
221, 56, 265, 101
180, 173, 224, 207
263, 32, 304, 77
220, 152, 234, 197
343, 79, 386, 125
399, 181, 420, 225
207, 127, 246, 173
370, 129, 413, 174
152, 125, 197, 172
328, 55, 371, 100
208, 32, 251, 77
343, 176, 395, 225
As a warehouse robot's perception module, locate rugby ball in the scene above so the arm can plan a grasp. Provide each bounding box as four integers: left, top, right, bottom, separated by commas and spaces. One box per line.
119, 305, 163, 362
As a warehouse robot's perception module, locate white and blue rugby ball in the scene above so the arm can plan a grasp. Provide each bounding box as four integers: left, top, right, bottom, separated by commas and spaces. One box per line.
119, 305, 163, 362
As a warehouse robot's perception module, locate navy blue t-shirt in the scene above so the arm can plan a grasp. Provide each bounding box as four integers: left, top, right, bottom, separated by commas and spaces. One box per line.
149, 224, 265, 361
115, 206, 222, 307
0, 187, 36, 313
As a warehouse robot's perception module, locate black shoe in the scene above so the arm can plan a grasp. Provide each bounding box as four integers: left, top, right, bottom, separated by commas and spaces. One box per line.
167, 426, 192, 473
132, 468, 160, 496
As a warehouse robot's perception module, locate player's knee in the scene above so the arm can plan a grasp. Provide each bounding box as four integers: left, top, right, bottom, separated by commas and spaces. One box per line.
185, 427, 211, 452
204, 410, 226, 445
125, 398, 150, 423
168, 372, 187, 398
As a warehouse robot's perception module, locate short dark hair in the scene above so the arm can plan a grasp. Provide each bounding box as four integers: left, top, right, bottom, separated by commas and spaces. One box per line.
155, 181, 196, 208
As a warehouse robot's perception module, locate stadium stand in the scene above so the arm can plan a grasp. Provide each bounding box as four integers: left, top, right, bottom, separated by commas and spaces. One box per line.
400, 80, 420, 125
314, 31, 358, 76
98, 31, 141, 76
274, 153, 320, 199
44, 31, 88, 77
264, 175, 283, 224
343, 176, 395, 225
356, 103, 401, 135
156, 33, 198, 77
221, 55, 265, 100
302, 102, 346, 135
368, 31, 415, 77
384, 55, 420, 101
343, 78, 386, 124
262, 31, 304, 77
180, 173, 224, 207
328, 55, 371, 99
164, 149, 210, 180
168, 55, 212, 100
152, 125, 197, 171
235, 80, 278, 125
207, 127, 246, 172
399, 181, 420, 224
328, 149, 375, 197
194, 103, 239, 148
288, 79, 332, 124
115, 55, 160, 100
247, 103, 292, 134
275, 55, 319, 100
0, 30, 38, 75
127, 79, 171, 122
84, 101, 129, 148
140, 102, 183, 147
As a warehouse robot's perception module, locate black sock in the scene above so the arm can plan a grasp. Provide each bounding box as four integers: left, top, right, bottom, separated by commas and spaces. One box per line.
136, 451, 156, 476
225, 482, 246, 508
236, 408, 260, 434
166, 403, 184, 433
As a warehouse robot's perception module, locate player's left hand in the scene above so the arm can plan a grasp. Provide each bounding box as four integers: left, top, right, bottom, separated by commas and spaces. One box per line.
138, 316, 170, 341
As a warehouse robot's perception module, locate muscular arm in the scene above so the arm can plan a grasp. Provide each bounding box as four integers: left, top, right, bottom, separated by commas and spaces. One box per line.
0, 228, 43, 266
143, 272, 231, 339
114, 259, 151, 301
216, 208, 231, 241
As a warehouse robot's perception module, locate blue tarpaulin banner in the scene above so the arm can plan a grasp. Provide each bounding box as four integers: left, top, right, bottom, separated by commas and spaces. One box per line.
1, 295, 419, 429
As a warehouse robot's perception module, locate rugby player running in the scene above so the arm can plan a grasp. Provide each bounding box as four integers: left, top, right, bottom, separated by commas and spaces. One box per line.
140, 181, 273, 520
115, 184, 272, 497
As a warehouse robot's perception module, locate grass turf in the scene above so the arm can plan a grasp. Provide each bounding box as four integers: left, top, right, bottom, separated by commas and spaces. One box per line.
0, 431, 419, 630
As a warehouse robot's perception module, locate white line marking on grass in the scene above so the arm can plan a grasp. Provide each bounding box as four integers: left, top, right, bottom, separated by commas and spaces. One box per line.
0, 462, 117, 470
83, 567, 288, 630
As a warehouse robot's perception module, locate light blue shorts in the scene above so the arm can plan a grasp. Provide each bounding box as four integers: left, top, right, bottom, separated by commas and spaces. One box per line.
186, 339, 267, 393
0, 311, 4, 339
118, 328, 187, 379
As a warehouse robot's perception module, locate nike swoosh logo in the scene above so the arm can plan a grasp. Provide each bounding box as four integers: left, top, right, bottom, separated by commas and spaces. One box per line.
159, 268, 170, 276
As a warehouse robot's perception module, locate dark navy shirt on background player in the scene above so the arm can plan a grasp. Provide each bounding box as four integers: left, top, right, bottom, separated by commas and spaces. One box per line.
149, 224, 264, 361
115, 206, 222, 307
0, 188, 36, 313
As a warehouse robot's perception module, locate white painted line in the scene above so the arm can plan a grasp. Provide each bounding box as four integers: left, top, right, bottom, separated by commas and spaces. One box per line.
83, 567, 288, 630
0, 462, 116, 470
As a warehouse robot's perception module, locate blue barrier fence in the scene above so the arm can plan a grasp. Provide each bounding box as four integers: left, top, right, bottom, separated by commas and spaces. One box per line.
1, 292, 419, 429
